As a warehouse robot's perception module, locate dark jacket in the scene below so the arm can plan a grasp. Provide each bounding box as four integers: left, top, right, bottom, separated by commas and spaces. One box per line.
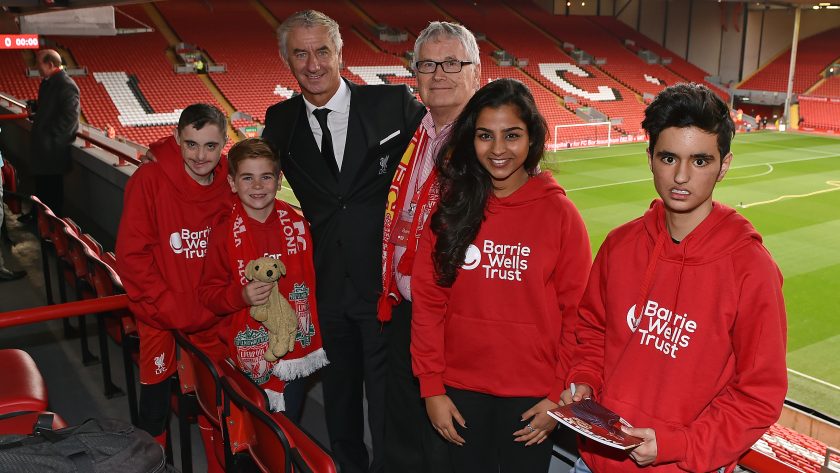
30, 69, 80, 175
262, 79, 424, 306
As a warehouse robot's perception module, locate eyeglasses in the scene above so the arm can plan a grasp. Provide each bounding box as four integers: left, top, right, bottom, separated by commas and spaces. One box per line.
414, 60, 473, 74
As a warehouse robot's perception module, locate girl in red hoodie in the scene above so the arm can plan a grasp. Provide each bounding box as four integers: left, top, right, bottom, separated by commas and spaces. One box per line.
410, 78, 592, 472
562, 84, 787, 473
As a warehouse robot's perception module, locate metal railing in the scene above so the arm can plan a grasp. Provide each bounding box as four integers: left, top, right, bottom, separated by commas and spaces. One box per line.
0, 91, 142, 166
0, 294, 128, 329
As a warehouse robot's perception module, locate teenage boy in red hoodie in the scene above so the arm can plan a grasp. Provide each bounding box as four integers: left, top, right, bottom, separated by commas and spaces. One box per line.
562, 83, 787, 473
116, 104, 231, 466
198, 138, 327, 421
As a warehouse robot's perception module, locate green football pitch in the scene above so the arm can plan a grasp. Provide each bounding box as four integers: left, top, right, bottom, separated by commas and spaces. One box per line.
279, 130, 840, 418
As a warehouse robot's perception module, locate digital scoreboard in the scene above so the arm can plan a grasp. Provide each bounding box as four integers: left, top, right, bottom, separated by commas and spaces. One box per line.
0, 35, 40, 50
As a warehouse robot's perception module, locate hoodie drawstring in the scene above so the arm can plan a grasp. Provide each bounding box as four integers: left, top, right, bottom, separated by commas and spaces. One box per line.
671, 239, 688, 321
634, 230, 667, 321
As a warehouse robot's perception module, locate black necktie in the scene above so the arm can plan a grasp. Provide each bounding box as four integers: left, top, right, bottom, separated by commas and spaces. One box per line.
312, 108, 340, 178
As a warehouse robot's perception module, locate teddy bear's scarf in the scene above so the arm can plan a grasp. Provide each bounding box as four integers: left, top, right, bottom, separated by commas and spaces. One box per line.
226, 201, 328, 412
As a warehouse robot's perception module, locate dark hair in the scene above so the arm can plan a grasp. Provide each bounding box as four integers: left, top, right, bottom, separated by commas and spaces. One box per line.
431, 78, 547, 287
227, 138, 280, 176
177, 103, 227, 134
642, 83, 735, 159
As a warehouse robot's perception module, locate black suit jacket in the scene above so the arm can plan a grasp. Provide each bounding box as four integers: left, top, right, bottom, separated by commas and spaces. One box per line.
30, 69, 80, 176
263, 80, 425, 307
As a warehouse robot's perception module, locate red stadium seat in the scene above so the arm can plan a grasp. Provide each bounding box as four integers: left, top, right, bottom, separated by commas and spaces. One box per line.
0, 411, 68, 436
0, 349, 48, 416
219, 366, 339, 473
799, 95, 840, 131
1, 159, 22, 215
174, 331, 227, 473
28, 196, 58, 308
54, 217, 98, 366
740, 27, 840, 94
88, 253, 139, 424
741, 423, 840, 473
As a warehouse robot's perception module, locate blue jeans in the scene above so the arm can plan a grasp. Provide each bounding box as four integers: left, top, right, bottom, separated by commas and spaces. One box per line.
570, 457, 592, 473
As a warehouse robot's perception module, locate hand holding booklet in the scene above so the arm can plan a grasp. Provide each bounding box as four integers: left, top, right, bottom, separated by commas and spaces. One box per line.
548, 398, 644, 450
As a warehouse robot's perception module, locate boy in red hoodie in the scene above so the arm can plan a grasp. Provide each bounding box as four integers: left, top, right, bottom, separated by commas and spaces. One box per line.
116, 104, 231, 460
562, 83, 787, 473
198, 138, 327, 421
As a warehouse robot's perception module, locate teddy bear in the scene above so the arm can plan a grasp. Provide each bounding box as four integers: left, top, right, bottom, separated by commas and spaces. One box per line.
244, 257, 298, 362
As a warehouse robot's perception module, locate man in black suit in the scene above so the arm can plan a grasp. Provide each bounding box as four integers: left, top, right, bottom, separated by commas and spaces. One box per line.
261, 10, 424, 473
29, 49, 80, 216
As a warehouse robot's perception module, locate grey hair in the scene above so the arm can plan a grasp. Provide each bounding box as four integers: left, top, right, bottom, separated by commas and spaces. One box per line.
277, 10, 343, 64
413, 21, 480, 70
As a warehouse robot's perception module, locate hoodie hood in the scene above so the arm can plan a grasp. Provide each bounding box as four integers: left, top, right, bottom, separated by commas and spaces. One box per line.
149, 135, 230, 203
642, 199, 761, 264
632, 198, 763, 326
487, 171, 565, 209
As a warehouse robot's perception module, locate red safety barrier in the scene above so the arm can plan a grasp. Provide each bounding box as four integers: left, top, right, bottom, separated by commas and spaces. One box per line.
0, 92, 141, 167
740, 449, 805, 473
0, 294, 128, 329
77, 130, 142, 167
0, 113, 29, 120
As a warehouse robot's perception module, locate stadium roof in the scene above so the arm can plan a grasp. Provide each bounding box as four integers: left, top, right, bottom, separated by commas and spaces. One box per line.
719, 0, 840, 9
1, 0, 145, 15
3, 0, 839, 15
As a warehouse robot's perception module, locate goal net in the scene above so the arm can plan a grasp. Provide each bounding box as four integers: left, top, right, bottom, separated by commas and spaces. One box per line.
552, 122, 612, 150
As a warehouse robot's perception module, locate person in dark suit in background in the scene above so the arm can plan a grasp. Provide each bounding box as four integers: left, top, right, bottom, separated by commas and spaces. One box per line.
28, 49, 80, 216
261, 10, 425, 473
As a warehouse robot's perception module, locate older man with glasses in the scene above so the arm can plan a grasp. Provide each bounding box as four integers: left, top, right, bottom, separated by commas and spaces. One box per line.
379, 21, 482, 473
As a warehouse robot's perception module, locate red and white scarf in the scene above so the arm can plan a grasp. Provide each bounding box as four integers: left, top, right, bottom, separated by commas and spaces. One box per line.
378, 126, 441, 322
226, 200, 328, 412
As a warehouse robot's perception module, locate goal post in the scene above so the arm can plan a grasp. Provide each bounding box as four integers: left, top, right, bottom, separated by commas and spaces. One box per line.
552, 122, 612, 151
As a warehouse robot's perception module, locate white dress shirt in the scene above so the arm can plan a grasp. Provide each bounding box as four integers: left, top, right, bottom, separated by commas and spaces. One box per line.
303, 79, 351, 170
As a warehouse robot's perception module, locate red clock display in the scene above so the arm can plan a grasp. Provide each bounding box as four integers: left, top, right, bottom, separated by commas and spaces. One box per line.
0, 35, 40, 50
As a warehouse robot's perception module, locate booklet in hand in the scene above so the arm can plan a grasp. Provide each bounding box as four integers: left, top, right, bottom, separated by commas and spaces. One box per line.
548, 398, 644, 450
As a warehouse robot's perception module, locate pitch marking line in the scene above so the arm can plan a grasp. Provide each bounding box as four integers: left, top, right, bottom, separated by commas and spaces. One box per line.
726, 163, 774, 180
788, 368, 840, 392
548, 149, 642, 163
550, 136, 840, 165
743, 138, 840, 157
567, 154, 839, 193
737, 181, 840, 209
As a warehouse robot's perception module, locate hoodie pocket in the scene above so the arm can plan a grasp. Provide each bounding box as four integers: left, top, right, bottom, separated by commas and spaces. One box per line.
600, 394, 686, 437
444, 312, 550, 394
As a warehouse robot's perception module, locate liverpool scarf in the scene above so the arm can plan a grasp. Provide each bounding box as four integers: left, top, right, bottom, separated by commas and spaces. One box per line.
378, 125, 440, 322
226, 200, 328, 412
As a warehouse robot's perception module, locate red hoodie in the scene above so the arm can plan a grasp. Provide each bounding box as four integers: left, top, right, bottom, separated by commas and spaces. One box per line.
568, 200, 787, 472
116, 136, 232, 332
411, 172, 591, 401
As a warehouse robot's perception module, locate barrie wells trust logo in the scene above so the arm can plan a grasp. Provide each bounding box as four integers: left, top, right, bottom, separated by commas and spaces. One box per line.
626, 299, 698, 359
169, 226, 211, 259
461, 239, 530, 281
